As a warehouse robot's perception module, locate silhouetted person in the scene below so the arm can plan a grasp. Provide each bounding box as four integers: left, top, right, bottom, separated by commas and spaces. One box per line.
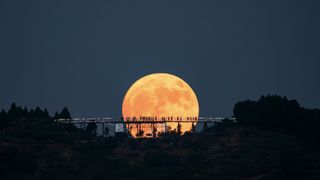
177, 122, 182, 135
136, 129, 144, 138
152, 126, 157, 137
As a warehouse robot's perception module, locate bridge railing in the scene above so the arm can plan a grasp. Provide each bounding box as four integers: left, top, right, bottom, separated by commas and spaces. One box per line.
54, 117, 236, 124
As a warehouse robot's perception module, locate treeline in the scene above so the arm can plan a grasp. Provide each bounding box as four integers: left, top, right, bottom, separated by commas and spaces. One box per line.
0, 103, 71, 130
234, 95, 320, 139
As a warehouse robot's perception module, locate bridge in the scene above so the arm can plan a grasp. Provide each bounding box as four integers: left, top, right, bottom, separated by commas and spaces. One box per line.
55, 117, 235, 123
55, 117, 236, 137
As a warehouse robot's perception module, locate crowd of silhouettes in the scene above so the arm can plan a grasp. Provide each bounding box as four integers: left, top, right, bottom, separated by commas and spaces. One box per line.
234, 95, 320, 140
0, 103, 71, 130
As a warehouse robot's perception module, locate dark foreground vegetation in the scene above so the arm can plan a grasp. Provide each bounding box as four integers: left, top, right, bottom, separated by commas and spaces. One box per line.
1, 95, 320, 180
234, 95, 320, 141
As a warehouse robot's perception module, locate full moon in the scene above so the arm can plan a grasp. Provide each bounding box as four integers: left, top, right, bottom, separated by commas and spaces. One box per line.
122, 73, 199, 138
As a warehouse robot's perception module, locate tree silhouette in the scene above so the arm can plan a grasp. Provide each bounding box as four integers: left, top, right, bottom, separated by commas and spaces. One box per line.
7, 103, 18, 120
44, 108, 49, 117
29, 108, 34, 117
0, 103, 74, 132
54, 112, 60, 119
233, 95, 320, 140
233, 100, 258, 125
59, 107, 71, 119
23, 107, 28, 117
0, 109, 7, 130
34, 107, 45, 117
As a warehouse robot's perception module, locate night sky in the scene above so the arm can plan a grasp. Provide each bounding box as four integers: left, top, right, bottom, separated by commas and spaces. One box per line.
1, 0, 319, 117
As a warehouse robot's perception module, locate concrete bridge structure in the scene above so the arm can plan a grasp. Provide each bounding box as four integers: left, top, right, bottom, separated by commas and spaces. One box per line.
55, 117, 236, 137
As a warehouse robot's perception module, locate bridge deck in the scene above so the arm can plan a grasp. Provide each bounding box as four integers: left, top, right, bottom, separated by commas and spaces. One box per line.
55, 117, 235, 124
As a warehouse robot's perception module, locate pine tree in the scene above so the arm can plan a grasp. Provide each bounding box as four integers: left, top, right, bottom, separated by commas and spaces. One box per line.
29, 108, 34, 117
23, 107, 28, 117
34, 107, 43, 117
7, 102, 18, 120
44, 108, 49, 117
60, 107, 71, 119
54, 112, 60, 119
10, 103, 17, 111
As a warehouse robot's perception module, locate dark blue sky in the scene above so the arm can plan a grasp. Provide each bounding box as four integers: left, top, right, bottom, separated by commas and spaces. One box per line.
1, 0, 319, 117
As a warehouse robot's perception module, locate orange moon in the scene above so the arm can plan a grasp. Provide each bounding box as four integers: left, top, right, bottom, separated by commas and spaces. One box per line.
122, 73, 199, 137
